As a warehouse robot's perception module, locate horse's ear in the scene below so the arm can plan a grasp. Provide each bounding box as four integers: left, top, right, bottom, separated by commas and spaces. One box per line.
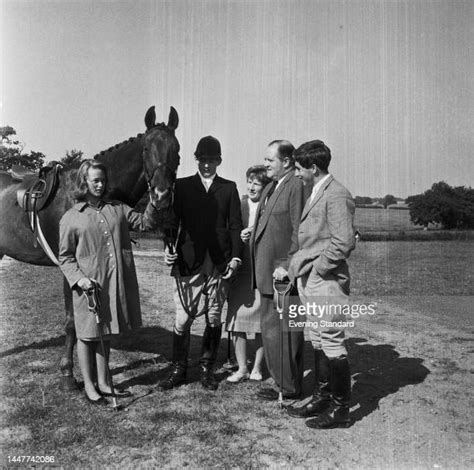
167, 106, 179, 131
145, 106, 156, 129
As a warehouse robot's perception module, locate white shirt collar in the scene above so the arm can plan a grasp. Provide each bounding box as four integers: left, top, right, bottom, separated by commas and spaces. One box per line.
198, 172, 217, 191
310, 174, 331, 202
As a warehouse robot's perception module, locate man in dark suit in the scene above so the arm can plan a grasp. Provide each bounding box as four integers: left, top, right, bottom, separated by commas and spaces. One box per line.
287, 140, 356, 428
160, 136, 243, 391
246, 140, 307, 400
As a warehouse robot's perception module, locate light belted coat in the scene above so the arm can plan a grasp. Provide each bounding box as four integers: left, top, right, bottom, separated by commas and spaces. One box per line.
288, 175, 356, 292
59, 200, 159, 339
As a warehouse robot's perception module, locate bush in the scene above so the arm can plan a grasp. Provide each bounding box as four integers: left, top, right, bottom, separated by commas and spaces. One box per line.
407, 182, 474, 229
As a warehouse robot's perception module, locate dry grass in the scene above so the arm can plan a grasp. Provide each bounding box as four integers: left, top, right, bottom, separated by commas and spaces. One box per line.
1, 240, 473, 468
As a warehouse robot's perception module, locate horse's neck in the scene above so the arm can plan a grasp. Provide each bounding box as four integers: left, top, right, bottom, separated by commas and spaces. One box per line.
95, 135, 147, 206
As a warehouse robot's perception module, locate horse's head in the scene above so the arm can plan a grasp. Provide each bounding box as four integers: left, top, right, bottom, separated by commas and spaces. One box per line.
142, 106, 180, 209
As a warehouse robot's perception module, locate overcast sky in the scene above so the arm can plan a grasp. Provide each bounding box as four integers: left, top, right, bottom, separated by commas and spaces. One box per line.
1, 0, 473, 198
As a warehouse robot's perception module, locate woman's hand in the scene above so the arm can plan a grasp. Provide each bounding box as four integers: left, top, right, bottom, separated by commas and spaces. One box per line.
77, 277, 94, 291
241, 227, 252, 244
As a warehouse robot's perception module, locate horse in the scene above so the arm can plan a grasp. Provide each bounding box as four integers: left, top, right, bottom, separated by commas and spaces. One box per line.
0, 106, 180, 390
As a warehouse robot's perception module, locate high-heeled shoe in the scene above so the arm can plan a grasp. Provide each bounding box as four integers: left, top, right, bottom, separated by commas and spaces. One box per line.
84, 391, 109, 406
249, 370, 263, 381
226, 370, 250, 383
98, 388, 132, 398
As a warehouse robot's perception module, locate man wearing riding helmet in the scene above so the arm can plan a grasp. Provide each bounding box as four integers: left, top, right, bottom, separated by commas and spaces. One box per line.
160, 136, 243, 391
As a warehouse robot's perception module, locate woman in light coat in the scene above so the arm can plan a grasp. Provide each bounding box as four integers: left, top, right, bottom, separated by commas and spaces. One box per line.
59, 160, 161, 405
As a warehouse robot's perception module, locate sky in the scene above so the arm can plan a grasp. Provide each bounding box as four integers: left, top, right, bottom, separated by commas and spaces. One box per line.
1, 0, 473, 198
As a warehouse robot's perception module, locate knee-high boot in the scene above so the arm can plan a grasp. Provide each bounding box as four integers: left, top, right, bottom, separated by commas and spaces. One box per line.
159, 329, 190, 390
288, 349, 331, 418
306, 356, 352, 428
199, 324, 222, 391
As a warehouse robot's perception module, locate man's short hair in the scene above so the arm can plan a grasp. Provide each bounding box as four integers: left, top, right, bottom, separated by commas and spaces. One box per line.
294, 140, 331, 172
268, 140, 295, 164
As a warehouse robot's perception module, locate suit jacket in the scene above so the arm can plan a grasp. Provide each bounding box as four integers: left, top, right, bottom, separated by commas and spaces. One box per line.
288, 175, 356, 284
170, 173, 243, 276
250, 170, 307, 295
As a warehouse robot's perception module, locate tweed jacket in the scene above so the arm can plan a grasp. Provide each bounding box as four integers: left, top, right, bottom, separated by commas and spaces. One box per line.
288, 175, 356, 283
250, 170, 307, 295
170, 173, 243, 276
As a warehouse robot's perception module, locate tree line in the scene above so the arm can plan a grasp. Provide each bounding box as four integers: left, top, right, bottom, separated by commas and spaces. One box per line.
1, 126, 83, 171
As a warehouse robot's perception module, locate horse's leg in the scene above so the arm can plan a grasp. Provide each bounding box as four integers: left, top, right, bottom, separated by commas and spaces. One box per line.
59, 277, 79, 391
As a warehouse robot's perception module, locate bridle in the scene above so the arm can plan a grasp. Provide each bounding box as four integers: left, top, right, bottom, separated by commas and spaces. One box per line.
141, 123, 180, 188
141, 123, 180, 209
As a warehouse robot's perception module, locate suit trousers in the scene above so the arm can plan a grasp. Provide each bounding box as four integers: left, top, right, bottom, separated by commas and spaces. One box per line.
297, 268, 348, 358
173, 269, 230, 332
260, 294, 304, 395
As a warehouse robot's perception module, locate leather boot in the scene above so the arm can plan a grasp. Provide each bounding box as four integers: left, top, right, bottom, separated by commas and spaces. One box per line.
199, 324, 222, 391
159, 330, 190, 390
288, 349, 331, 418
306, 356, 352, 429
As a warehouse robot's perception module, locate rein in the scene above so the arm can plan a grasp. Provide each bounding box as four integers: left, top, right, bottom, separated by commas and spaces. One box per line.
165, 225, 222, 321
174, 274, 222, 321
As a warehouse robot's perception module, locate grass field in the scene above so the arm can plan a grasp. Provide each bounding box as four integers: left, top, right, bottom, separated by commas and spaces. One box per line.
354, 207, 416, 233
1, 239, 473, 468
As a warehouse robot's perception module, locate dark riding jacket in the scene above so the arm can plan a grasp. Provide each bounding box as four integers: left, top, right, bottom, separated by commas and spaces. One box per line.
169, 173, 243, 276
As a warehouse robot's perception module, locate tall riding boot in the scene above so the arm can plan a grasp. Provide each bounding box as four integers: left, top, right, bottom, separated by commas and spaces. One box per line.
306, 356, 352, 429
199, 324, 222, 391
159, 330, 190, 390
288, 349, 331, 418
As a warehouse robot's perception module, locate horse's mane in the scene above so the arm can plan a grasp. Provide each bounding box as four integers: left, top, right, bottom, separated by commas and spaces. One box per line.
92, 133, 144, 160
91, 123, 169, 161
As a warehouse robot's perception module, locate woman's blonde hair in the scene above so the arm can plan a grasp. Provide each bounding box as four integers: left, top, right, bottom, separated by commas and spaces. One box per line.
73, 160, 109, 201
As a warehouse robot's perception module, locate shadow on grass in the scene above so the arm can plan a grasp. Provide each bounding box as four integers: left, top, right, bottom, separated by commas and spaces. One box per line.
0, 326, 430, 422
299, 337, 430, 424
113, 326, 243, 387
0, 335, 67, 359
348, 337, 430, 422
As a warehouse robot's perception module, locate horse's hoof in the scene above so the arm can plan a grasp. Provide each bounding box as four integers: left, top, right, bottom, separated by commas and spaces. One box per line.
59, 376, 79, 392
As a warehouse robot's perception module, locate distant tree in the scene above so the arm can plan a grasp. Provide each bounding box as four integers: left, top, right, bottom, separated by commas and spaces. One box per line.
355, 196, 373, 206
382, 194, 397, 208
1, 126, 17, 142
408, 181, 474, 229
61, 149, 84, 167
0, 126, 46, 171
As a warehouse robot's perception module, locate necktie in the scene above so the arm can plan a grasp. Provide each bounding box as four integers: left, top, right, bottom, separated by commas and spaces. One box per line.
260, 181, 277, 215
266, 180, 277, 200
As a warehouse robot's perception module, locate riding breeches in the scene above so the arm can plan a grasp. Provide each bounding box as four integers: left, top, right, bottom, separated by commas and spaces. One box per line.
297, 269, 349, 359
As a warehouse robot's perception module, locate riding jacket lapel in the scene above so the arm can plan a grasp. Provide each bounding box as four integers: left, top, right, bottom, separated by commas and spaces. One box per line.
301, 175, 334, 221
208, 175, 222, 194
192, 173, 207, 194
